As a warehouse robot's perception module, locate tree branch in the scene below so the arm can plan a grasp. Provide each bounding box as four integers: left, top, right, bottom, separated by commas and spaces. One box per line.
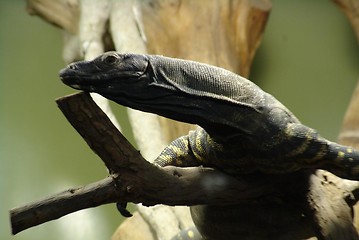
10, 176, 116, 235
10, 90, 359, 239
9, 92, 285, 235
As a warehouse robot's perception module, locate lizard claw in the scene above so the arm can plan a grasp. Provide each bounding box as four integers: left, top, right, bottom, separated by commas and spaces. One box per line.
116, 202, 133, 217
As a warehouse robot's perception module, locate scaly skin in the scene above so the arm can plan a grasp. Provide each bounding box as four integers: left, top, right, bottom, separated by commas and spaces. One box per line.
59, 51, 359, 180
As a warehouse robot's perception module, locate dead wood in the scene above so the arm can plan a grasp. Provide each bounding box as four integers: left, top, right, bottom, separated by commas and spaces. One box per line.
10, 92, 288, 235
10, 91, 359, 239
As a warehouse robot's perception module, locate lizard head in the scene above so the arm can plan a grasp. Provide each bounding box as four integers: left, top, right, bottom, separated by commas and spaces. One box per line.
59, 51, 149, 94
60, 52, 206, 127
59, 52, 263, 137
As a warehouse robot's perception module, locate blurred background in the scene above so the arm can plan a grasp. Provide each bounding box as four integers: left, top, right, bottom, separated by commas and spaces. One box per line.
1, 0, 358, 239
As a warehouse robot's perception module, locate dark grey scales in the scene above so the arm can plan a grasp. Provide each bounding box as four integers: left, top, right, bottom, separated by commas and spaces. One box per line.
59, 51, 359, 181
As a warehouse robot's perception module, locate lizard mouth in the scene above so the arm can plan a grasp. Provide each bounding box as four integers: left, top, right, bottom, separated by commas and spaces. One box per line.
59, 72, 89, 90
59, 65, 84, 86
59, 66, 114, 90
59, 64, 147, 90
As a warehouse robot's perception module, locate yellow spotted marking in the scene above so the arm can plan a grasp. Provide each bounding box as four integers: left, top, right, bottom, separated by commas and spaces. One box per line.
337, 151, 345, 159
169, 145, 187, 157
187, 230, 194, 238
174, 136, 190, 153
348, 157, 354, 161
193, 130, 206, 162
334, 151, 346, 163
160, 154, 174, 162
347, 148, 353, 153
160, 154, 171, 160
195, 130, 204, 152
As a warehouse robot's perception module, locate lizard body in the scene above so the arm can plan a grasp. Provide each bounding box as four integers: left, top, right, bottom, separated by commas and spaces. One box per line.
59, 51, 359, 180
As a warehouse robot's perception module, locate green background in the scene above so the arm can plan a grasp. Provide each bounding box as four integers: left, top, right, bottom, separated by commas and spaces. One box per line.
1, 1, 358, 240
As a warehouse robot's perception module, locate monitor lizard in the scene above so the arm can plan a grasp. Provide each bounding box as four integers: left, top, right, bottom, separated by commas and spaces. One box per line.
59, 51, 359, 180
59, 51, 359, 239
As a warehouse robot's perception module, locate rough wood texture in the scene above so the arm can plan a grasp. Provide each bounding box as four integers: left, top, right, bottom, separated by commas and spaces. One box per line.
10, 176, 116, 235
141, 0, 271, 76
10, 92, 292, 235
307, 171, 359, 239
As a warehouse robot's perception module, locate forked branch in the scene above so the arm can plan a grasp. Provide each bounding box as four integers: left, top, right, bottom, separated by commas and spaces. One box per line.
10, 92, 283, 235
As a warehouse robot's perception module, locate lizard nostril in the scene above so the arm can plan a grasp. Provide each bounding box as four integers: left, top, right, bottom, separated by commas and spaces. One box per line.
69, 63, 78, 70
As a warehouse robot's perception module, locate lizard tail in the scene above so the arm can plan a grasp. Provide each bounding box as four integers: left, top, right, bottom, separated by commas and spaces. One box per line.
285, 123, 359, 180
324, 141, 359, 180
296, 136, 359, 180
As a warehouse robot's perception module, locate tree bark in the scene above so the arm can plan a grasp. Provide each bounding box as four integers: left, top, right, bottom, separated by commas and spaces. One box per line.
10, 92, 297, 235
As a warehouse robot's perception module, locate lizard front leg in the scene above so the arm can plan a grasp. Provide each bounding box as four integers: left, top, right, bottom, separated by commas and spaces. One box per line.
154, 134, 201, 168
117, 133, 201, 217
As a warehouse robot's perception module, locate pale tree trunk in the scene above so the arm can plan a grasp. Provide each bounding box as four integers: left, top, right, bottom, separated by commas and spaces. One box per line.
21, 0, 359, 239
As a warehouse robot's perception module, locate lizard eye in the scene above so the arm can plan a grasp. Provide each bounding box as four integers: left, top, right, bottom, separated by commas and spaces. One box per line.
103, 54, 118, 65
